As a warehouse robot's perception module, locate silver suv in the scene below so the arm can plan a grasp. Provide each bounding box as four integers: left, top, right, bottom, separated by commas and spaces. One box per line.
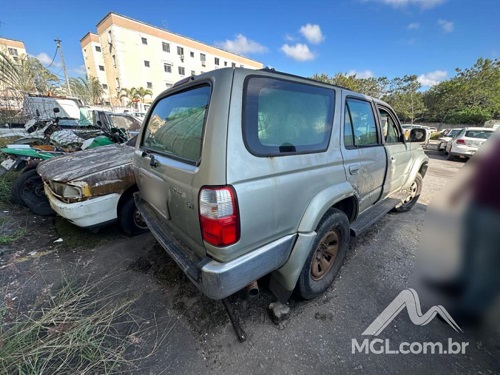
133, 68, 428, 302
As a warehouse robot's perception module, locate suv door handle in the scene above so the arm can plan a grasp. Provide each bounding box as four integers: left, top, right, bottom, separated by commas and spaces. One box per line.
349, 164, 360, 175
149, 155, 158, 168
390, 156, 396, 164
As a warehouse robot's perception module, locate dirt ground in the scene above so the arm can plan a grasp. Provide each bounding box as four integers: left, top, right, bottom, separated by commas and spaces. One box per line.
0, 146, 498, 374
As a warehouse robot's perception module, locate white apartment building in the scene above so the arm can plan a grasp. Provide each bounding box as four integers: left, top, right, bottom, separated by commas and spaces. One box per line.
81, 13, 263, 106
0, 37, 27, 63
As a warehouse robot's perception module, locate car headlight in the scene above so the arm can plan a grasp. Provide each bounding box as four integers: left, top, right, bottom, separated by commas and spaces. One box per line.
63, 185, 83, 199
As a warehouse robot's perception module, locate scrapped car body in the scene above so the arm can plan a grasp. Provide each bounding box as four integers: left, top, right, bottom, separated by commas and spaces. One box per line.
445, 127, 495, 160
37, 139, 147, 235
438, 128, 462, 151
133, 67, 429, 303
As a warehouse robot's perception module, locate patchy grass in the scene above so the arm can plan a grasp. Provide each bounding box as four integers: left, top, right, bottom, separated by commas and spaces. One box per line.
0, 276, 137, 374
0, 172, 19, 209
0, 227, 27, 245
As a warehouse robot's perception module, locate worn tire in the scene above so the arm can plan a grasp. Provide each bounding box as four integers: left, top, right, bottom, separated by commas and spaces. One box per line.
118, 195, 149, 236
296, 208, 350, 300
447, 152, 456, 161
12, 169, 55, 216
393, 173, 423, 212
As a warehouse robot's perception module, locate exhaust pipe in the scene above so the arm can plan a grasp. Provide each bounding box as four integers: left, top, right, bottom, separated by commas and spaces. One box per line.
245, 280, 259, 297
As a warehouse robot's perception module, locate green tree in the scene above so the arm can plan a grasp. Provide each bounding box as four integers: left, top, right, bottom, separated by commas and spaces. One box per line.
384, 75, 425, 124
423, 58, 500, 124
134, 87, 153, 103
69, 76, 104, 105
0, 51, 59, 96
312, 72, 388, 98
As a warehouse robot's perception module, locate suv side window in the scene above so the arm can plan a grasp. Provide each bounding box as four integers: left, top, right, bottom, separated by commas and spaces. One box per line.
142, 85, 210, 163
244, 76, 335, 156
344, 98, 378, 147
378, 107, 402, 143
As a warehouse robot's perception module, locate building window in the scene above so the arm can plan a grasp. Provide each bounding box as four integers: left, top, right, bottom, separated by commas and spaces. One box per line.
164, 63, 172, 73
177, 46, 184, 55
13, 56, 19, 62
112, 55, 116, 67
102, 84, 108, 89
7, 48, 18, 56
190, 51, 194, 58
165, 83, 172, 89
141, 37, 148, 45
115, 77, 120, 88
215, 57, 220, 66
232, 62, 236, 68
107, 30, 112, 43
224, 61, 228, 67
200, 53, 206, 62
144, 60, 150, 67
162, 42, 170, 52
191, 70, 195, 76
178, 66, 185, 75
147, 82, 153, 89
99, 65, 105, 71
95, 45, 101, 52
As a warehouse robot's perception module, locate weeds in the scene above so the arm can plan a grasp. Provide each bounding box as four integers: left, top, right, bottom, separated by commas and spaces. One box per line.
0, 172, 18, 208
0, 227, 27, 245
0, 276, 137, 374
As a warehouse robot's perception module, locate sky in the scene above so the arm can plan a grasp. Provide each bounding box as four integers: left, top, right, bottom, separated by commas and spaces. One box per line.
0, 0, 498, 89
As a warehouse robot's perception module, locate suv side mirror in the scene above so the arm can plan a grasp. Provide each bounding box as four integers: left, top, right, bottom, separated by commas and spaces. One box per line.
408, 128, 426, 143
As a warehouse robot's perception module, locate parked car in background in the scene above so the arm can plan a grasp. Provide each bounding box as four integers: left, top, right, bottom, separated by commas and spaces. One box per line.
88, 110, 142, 136
37, 137, 147, 236
445, 127, 495, 160
438, 128, 462, 151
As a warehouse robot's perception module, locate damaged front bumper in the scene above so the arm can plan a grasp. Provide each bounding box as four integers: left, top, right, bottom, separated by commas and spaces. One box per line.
45, 185, 119, 227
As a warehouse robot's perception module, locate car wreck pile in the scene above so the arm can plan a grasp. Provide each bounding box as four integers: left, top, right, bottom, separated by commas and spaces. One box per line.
1, 109, 147, 236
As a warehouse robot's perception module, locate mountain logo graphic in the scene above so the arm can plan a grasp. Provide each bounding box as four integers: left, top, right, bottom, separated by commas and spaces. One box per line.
362, 288, 462, 336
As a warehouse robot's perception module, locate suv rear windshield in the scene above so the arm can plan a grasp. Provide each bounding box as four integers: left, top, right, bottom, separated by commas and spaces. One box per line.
142, 85, 210, 163
243, 76, 335, 156
464, 130, 493, 139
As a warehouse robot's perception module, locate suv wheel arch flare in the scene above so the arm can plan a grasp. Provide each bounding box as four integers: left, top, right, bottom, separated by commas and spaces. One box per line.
199, 185, 240, 247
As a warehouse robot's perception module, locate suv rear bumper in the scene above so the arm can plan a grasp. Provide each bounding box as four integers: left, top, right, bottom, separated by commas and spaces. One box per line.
135, 194, 296, 299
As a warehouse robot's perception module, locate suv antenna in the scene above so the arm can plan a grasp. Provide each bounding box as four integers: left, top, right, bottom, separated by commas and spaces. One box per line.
54, 38, 72, 96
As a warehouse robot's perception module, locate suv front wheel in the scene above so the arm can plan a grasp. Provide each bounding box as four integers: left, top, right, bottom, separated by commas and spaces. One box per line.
296, 208, 350, 300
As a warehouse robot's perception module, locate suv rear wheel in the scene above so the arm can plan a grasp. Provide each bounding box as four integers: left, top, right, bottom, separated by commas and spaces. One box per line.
296, 208, 350, 300
393, 173, 422, 212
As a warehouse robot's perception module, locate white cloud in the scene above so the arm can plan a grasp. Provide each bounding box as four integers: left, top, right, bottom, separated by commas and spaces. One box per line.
71, 65, 86, 76
437, 19, 454, 33
408, 22, 420, 30
299, 24, 325, 44
215, 34, 268, 55
346, 70, 374, 78
35, 52, 61, 68
417, 70, 448, 87
285, 34, 296, 42
377, 0, 446, 9
281, 43, 316, 61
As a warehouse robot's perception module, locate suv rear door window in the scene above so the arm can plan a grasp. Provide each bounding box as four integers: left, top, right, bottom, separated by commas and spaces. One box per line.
244, 77, 335, 156
344, 98, 378, 147
142, 85, 210, 163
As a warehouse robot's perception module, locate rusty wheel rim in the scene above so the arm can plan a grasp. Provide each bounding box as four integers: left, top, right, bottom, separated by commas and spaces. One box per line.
134, 209, 148, 229
311, 229, 339, 281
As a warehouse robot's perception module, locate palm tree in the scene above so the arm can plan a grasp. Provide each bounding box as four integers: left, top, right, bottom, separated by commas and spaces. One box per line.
119, 87, 138, 106
134, 87, 153, 103
69, 76, 104, 105
0, 51, 59, 97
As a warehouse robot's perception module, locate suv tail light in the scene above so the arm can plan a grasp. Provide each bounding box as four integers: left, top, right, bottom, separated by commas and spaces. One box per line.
199, 186, 240, 247
456, 139, 466, 145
